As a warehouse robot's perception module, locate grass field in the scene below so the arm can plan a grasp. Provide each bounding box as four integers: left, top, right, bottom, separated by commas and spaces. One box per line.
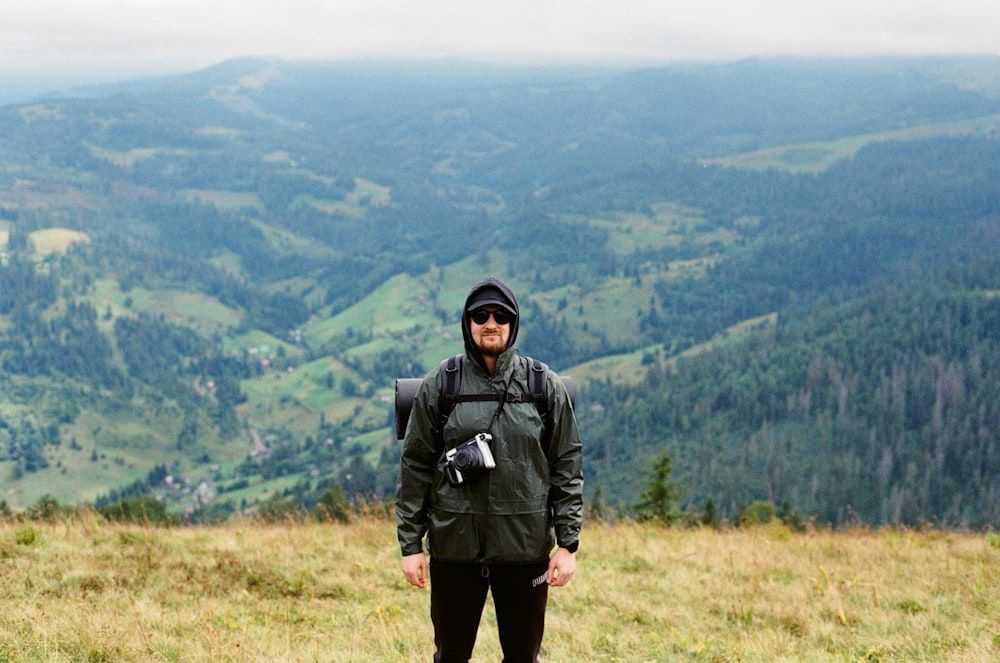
27, 228, 91, 256
1, 515, 997, 661
699, 114, 1000, 174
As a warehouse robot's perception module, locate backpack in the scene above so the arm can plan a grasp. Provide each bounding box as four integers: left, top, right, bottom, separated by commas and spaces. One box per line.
394, 355, 574, 441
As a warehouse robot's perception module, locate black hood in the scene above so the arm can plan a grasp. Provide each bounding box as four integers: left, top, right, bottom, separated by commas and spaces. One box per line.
462, 277, 519, 370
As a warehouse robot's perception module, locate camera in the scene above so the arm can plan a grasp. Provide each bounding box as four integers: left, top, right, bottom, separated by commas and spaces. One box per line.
444, 433, 495, 486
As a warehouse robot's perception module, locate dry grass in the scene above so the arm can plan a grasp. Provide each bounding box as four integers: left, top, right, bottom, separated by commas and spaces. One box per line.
1, 516, 997, 662
27, 227, 91, 256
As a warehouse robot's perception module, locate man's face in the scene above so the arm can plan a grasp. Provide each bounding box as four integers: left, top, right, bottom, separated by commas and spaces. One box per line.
469, 305, 512, 358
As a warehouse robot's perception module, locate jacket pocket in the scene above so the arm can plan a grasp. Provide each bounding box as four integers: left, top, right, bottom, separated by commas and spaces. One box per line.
488, 495, 553, 563
428, 508, 482, 561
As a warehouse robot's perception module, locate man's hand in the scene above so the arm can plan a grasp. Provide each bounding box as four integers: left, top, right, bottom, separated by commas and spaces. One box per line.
547, 547, 576, 587
401, 552, 428, 589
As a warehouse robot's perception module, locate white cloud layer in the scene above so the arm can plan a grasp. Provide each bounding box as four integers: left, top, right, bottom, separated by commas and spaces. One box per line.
3, 0, 1000, 77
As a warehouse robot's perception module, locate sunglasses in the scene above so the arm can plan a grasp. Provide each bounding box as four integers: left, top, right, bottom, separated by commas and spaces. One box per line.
470, 308, 514, 325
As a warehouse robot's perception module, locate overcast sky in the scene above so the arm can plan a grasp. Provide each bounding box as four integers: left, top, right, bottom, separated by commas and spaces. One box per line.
3, 0, 1000, 85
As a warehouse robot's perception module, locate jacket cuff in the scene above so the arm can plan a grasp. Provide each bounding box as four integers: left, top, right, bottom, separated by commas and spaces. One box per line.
561, 540, 578, 554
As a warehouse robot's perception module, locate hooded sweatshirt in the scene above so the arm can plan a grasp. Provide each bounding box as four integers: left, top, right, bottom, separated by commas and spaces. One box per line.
461, 277, 520, 373
396, 277, 583, 563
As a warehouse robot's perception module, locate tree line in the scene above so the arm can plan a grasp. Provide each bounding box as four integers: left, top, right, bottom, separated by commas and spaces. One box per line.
580, 233, 1000, 527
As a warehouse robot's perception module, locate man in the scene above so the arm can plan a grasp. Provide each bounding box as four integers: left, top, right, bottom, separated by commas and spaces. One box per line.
396, 276, 583, 663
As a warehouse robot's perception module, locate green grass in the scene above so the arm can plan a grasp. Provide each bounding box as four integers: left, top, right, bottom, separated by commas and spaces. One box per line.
248, 218, 341, 261
178, 189, 263, 211
85, 143, 193, 168
570, 312, 778, 388
702, 113, 1000, 173
222, 329, 303, 359
0, 384, 245, 508
87, 278, 243, 336
304, 271, 440, 347
295, 177, 392, 217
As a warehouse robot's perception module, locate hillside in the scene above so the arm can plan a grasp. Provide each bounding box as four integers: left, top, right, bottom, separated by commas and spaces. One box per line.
1, 56, 998, 525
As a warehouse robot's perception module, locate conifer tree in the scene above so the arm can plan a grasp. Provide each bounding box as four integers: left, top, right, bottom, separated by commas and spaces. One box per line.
630, 450, 684, 525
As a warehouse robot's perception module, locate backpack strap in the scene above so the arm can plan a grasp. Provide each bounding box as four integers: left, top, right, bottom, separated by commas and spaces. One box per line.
438, 355, 462, 429
437, 355, 504, 429
437, 355, 551, 432
527, 357, 555, 454
527, 357, 549, 423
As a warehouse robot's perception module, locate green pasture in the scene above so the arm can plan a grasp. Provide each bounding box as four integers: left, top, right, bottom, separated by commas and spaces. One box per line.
702, 113, 1000, 173
555, 201, 736, 345
263, 275, 329, 309
249, 218, 340, 260
350, 426, 395, 464
207, 251, 247, 280
296, 177, 392, 217
0, 390, 240, 508
87, 278, 242, 336
237, 352, 391, 439
532, 275, 657, 352
213, 472, 308, 510
588, 201, 708, 255
245, 355, 362, 412
178, 189, 263, 211
304, 258, 482, 357
222, 329, 303, 360
568, 312, 778, 387
305, 271, 436, 346
85, 143, 195, 168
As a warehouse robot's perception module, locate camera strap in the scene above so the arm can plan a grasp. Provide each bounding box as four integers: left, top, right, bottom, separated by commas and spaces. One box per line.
487, 389, 508, 433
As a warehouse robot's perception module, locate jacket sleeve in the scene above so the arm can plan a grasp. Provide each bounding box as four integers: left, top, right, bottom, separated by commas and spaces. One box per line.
395, 371, 442, 556
546, 370, 583, 552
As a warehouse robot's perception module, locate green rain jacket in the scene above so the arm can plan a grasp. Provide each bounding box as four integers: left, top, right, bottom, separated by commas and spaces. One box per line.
396, 276, 582, 564
396, 347, 583, 563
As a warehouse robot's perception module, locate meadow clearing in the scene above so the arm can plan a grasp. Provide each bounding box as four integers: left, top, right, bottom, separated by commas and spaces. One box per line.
1, 513, 997, 662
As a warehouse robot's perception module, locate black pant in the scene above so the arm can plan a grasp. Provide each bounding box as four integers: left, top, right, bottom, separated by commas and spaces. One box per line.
430, 559, 549, 663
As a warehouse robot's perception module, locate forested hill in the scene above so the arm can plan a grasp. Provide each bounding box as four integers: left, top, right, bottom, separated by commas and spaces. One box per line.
1, 56, 998, 527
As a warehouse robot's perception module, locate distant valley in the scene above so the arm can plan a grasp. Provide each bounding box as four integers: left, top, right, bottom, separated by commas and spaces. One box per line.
1, 56, 998, 527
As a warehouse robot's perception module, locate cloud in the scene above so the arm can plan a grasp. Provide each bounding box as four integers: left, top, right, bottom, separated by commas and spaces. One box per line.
2, 0, 999, 76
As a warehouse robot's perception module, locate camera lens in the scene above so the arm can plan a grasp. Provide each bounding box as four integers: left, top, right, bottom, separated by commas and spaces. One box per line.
452, 447, 476, 471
